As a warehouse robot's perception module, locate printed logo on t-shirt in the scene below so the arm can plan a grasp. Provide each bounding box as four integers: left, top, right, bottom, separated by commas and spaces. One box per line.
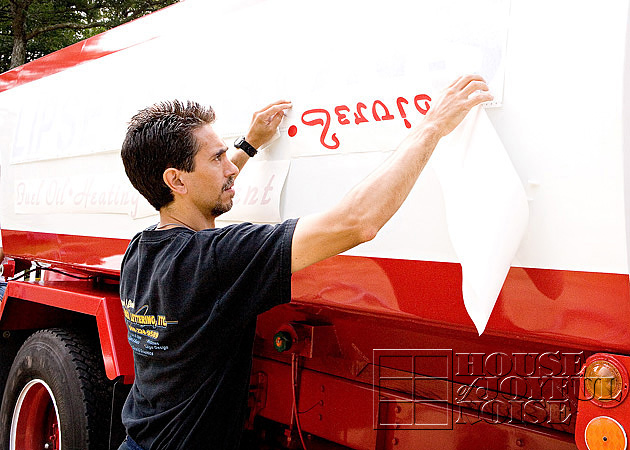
121, 298, 178, 356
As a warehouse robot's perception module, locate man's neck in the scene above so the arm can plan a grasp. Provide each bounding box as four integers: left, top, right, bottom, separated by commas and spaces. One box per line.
159, 205, 215, 231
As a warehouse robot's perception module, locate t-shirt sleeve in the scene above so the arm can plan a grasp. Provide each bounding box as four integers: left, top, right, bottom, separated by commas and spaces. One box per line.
201, 218, 297, 323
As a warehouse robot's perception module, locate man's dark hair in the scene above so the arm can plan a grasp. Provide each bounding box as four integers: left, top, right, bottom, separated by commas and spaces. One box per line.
121, 100, 215, 210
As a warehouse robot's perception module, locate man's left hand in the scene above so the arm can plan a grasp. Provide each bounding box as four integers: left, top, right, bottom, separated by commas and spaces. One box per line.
245, 100, 292, 150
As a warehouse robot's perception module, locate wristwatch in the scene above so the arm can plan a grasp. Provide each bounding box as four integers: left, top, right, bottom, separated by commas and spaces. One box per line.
234, 136, 258, 157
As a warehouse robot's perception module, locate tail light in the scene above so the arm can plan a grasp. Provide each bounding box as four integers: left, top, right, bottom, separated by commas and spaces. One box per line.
583, 356, 629, 407
576, 354, 630, 450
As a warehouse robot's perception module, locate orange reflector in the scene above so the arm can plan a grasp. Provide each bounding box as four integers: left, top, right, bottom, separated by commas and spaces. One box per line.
585, 416, 627, 450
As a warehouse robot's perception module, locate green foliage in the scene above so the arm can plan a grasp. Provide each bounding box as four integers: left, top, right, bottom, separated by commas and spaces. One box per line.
0, 0, 179, 73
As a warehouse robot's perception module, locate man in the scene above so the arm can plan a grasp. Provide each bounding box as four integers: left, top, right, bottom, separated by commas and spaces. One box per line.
119, 75, 492, 450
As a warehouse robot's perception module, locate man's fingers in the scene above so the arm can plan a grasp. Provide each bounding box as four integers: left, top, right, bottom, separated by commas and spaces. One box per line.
466, 91, 494, 108
447, 75, 464, 89
271, 109, 288, 126
245, 101, 292, 149
461, 80, 489, 98
257, 100, 290, 113
259, 103, 292, 126
257, 100, 292, 114
452, 74, 487, 92
266, 102, 292, 116
253, 101, 292, 125
450, 75, 492, 107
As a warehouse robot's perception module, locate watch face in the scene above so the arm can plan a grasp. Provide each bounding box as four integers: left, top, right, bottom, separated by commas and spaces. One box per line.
234, 137, 256, 156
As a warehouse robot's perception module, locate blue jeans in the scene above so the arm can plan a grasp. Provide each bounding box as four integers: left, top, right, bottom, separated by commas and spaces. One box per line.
118, 436, 145, 450
0, 281, 6, 300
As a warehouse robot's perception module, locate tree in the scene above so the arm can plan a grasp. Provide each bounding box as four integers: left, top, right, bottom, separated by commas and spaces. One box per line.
0, 0, 179, 74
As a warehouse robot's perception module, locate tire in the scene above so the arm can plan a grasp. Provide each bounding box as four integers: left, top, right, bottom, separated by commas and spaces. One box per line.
0, 328, 112, 450
0, 331, 25, 406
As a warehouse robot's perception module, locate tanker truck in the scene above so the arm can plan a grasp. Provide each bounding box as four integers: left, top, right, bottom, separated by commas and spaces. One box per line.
1, 0, 630, 449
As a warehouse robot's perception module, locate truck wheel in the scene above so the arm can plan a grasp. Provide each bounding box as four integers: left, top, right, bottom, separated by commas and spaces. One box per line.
0, 328, 111, 450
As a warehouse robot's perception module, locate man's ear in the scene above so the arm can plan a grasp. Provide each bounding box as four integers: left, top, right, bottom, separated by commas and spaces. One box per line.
163, 168, 187, 195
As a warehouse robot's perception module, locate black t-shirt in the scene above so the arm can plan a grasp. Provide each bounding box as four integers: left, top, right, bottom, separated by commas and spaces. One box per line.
119, 219, 297, 450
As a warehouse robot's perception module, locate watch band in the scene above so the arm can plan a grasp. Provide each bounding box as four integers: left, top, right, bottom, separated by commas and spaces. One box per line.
234, 136, 258, 157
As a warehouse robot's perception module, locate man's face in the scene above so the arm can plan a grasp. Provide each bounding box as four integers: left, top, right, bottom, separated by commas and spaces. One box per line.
181, 124, 239, 218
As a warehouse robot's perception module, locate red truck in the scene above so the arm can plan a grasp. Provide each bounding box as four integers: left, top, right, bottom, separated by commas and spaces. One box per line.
1, 1, 630, 449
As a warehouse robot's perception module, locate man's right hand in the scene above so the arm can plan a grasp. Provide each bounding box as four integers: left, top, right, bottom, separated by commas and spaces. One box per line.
290, 75, 492, 273
422, 74, 493, 139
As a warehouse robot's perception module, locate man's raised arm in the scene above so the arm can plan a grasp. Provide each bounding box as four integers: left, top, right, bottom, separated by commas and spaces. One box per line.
229, 100, 292, 172
291, 75, 493, 273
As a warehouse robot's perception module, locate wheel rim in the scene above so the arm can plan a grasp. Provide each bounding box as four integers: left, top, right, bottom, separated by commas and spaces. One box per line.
10, 379, 61, 450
